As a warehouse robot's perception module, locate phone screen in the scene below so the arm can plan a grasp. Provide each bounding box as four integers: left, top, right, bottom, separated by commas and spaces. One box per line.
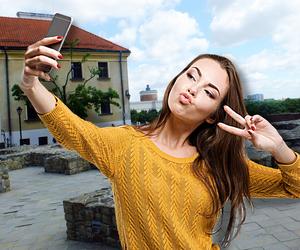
46, 14, 72, 51
40, 13, 72, 74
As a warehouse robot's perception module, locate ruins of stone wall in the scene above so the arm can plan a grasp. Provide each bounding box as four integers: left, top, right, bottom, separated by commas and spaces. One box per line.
44, 153, 92, 175
0, 167, 10, 193
0, 144, 94, 174
63, 188, 121, 248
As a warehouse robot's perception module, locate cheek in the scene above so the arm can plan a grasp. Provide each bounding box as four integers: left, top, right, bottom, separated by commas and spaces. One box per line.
193, 98, 219, 116
168, 84, 180, 108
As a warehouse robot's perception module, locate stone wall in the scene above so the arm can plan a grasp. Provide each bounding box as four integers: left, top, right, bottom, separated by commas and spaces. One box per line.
63, 188, 121, 248
0, 144, 96, 193
246, 119, 300, 167
0, 144, 95, 174
0, 167, 10, 193
44, 153, 92, 175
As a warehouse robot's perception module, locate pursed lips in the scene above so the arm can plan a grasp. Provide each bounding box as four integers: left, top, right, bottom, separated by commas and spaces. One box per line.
179, 92, 192, 104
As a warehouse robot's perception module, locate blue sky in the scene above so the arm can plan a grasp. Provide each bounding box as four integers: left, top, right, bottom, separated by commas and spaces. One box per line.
2, 0, 299, 101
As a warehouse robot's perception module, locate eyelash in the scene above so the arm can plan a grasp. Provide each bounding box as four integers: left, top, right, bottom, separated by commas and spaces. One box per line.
187, 72, 215, 99
187, 72, 196, 81
205, 90, 214, 99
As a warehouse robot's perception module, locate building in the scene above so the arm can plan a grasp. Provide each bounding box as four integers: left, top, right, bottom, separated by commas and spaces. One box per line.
247, 94, 264, 101
139, 84, 158, 101
130, 85, 162, 112
130, 100, 163, 112
0, 15, 131, 148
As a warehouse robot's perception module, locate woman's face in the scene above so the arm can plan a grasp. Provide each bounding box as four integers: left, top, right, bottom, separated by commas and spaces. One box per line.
168, 58, 229, 126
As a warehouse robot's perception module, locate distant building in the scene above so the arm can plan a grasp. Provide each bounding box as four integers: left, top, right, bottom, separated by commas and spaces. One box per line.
130, 100, 163, 112
140, 85, 158, 101
130, 85, 162, 112
247, 94, 264, 101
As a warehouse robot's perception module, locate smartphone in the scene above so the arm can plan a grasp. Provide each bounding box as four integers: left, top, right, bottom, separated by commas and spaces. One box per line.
39, 13, 73, 74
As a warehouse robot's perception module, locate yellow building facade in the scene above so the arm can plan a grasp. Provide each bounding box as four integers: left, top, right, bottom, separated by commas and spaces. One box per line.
0, 16, 131, 147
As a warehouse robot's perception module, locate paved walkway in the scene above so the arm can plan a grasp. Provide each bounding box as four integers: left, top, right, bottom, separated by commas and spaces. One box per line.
0, 167, 117, 250
1, 167, 300, 250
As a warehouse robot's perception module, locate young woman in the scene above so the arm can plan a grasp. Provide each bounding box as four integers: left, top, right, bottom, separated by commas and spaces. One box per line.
21, 36, 299, 249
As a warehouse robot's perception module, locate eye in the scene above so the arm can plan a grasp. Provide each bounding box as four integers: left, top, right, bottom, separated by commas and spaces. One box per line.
187, 72, 196, 82
204, 90, 215, 99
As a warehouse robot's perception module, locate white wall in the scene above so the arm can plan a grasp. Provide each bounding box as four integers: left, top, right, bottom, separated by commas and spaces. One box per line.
2, 119, 131, 147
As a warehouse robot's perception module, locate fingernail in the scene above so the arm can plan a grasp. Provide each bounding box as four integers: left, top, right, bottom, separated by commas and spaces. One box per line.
57, 36, 63, 39
58, 54, 63, 59
250, 117, 253, 121
57, 63, 61, 69
251, 125, 256, 131
248, 130, 253, 135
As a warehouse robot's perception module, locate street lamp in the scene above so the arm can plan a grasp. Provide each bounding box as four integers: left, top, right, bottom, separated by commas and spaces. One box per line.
16, 106, 23, 146
125, 89, 131, 100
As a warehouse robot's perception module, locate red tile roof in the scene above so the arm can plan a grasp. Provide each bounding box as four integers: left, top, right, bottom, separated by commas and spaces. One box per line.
0, 16, 130, 52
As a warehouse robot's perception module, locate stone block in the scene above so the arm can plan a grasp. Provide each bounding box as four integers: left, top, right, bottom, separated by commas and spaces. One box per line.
63, 188, 121, 248
44, 153, 91, 175
0, 167, 11, 193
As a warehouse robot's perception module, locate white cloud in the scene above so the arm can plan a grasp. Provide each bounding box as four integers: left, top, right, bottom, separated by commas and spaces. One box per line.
208, 1, 300, 100
0, 0, 180, 23
109, 25, 137, 48
209, 0, 293, 46
128, 46, 145, 61
124, 9, 209, 100
138, 10, 209, 62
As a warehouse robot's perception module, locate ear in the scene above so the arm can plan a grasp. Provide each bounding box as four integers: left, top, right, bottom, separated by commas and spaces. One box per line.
205, 117, 215, 124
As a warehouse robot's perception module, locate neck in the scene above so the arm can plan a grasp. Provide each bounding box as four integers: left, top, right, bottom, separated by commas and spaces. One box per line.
153, 115, 200, 149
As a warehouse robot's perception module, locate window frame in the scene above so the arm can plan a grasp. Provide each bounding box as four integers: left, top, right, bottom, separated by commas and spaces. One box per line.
97, 62, 110, 80
71, 62, 84, 81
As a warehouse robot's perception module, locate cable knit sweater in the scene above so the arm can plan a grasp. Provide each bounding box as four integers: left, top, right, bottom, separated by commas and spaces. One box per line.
38, 95, 300, 250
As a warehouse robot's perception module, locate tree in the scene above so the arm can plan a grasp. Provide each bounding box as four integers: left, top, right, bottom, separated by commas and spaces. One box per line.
130, 109, 161, 124
245, 98, 300, 116
12, 39, 120, 119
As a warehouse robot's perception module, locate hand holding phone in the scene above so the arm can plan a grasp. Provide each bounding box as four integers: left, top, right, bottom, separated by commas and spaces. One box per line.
21, 13, 73, 91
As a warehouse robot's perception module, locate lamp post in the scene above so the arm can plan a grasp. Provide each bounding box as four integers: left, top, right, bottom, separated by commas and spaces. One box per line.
16, 106, 23, 146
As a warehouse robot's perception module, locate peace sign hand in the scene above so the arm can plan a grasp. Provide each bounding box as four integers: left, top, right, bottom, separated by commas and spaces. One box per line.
217, 105, 284, 154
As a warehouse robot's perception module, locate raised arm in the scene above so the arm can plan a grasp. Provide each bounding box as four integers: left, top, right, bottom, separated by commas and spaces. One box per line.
21, 36, 63, 114
217, 105, 300, 198
247, 152, 300, 198
20, 36, 123, 179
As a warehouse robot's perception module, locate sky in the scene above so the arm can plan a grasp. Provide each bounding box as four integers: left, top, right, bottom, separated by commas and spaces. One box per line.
1, 0, 299, 101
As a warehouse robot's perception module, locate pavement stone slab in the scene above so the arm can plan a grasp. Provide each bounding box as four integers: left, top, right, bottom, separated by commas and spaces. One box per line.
2, 165, 300, 250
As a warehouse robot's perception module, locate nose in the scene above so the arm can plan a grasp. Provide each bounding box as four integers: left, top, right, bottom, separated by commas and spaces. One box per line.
187, 87, 196, 97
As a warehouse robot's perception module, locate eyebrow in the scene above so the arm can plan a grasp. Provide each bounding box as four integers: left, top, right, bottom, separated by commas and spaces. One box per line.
192, 67, 221, 96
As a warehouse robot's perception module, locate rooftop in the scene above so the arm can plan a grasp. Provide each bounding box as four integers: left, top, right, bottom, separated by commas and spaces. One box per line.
0, 16, 130, 53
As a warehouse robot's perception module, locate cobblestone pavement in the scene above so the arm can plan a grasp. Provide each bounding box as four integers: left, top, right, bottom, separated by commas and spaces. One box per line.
0, 167, 117, 250
1, 167, 300, 250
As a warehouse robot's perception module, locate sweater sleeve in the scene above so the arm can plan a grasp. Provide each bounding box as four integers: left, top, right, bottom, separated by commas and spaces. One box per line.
248, 151, 300, 198
37, 94, 126, 179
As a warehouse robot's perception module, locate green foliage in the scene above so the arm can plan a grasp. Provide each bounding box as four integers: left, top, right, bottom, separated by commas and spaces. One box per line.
68, 85, 120, 118
130, 109, 160, 124
245, 98, 300, 116
11, 84, 27, 102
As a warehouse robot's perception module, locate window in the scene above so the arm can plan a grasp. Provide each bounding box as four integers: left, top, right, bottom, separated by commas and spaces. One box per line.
98, 62, 109, 78
101, 99, 111, 114
71, 62, 83, 80
25, 102, 39, 121
20, 138, 30, 145
38, 136, 48, 145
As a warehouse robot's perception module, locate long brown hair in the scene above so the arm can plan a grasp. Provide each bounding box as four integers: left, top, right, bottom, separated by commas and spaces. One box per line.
134, 54, 253, 248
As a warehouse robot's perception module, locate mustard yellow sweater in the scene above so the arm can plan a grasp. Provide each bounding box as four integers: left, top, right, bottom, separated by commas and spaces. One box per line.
38, 95, 300, 250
